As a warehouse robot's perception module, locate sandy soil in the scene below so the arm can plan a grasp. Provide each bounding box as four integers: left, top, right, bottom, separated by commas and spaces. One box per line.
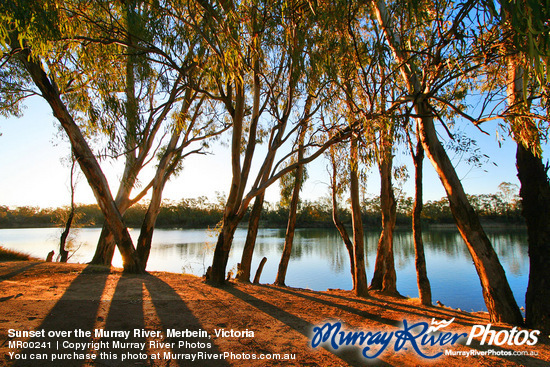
0, 261, 549, 366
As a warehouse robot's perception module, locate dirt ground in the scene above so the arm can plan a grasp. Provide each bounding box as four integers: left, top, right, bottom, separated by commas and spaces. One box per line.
0, 261, 549, 366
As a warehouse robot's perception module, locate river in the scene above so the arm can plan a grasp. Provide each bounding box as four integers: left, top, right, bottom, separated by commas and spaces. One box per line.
0, 227, 528, 313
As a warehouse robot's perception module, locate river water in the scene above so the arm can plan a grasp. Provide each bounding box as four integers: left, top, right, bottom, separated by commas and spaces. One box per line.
0, 227, 528, 313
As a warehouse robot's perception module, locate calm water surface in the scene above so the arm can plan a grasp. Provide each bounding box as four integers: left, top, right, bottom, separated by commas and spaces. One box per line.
0, 227, 528, 313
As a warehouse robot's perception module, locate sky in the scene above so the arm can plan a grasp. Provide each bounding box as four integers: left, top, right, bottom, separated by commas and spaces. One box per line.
0, 95, 537, 209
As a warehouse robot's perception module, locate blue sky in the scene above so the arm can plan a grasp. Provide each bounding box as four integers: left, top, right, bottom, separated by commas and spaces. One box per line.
0, 96, 534, 209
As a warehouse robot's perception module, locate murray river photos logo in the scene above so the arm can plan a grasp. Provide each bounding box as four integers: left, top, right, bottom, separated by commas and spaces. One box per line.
310, 318, 540, 360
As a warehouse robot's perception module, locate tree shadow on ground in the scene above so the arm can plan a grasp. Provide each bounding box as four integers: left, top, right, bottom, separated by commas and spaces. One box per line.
9, 268, 226, 367
220, 284, 395, 367
259, 284, 549, 366
97, 273, 146, 367
97, 273, 228, 366
13, 265, 110, 367
262, 285, 484, 328
142, 274, 229, 367
0, 262, 41, 282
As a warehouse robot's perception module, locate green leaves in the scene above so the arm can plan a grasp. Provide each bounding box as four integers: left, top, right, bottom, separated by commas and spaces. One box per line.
499, 0, 550, 85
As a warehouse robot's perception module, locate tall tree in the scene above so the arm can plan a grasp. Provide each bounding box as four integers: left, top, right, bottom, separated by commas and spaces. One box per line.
349, 131, 369, 297
69, 1, 228, 271
370, 0, 523, 324
498, 0, 550, 331
370, 117, 398, 294
1, 1, 225, 272
275, 122, 308, 286
327, 145, 356, 286
407, 122, 432, 305
201, 0, 350, 284
6, 34, 143, 272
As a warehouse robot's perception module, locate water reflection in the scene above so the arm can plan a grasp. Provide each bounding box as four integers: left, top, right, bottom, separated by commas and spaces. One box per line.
0, 227, 528, 313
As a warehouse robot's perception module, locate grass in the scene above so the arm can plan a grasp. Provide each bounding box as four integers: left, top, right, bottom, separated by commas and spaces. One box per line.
0, 246, 36, 261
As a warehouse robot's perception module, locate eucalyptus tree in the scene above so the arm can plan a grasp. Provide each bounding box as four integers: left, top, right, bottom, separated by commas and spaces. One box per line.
1, 1, 143, 272
274, 107, 310, 286
369, 115, 399, 295
324, 112, 371, 298
490, 0, 550, 331
1, 1, 225, 272
67, 1, 228, 268
327, 144, 355, 285
406, 121, 432, 306
348, 131, 369, 296
238, 26, 317, 284
61, 0, 204, 266
186, 0, 353, 285
320, 0, 404, 296
68, 1, 228, 271
369, 0, 523, 323
323, 113, 371, 296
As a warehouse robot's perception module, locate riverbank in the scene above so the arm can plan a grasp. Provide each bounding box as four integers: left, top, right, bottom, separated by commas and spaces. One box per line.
0, 261, 548, 366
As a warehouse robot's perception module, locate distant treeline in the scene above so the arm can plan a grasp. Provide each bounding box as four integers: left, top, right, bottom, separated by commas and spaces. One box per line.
0, 193, 524, 229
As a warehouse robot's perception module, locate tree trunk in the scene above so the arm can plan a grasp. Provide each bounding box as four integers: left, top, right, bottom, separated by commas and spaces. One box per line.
58, 209, 73, 263
237, 193, 265, 282
89, 187, 133, 265
90, 225, 117, 265
517, 144, 550, 332
89, 161, 136, 265
275, 167, 305, 286
253, 257, 268, 284
350, 136, 369, 297
135, 170, 170, 271
210, 219, 240, 284
209, 66, 255, 285
330, 154, 355, 286
135, 200, 160, 272
412, 137, 432, 306
370, 140, 398, 295
91, 21, 139, 266
275, 124, 307, 286
59, 155, 76, 263
371, 1, 522, 324
506, 58, 550, 332
14, 40, 142, 273
417, 101, 522, 324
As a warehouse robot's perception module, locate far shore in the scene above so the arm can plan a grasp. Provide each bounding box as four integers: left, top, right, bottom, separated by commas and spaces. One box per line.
0, 221, 527, 231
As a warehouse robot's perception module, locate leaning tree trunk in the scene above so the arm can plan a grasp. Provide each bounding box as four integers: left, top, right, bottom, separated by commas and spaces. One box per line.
274, 182, 301, 286
275, 172, 305, 285
90, 226, 117, 265
90, 189, 132, 265
237, 193, 265, 282
275, 123, 307, 286
370, 144, 398, 294
417, 101, 523, 324
135, 177, 168, 272
371, 0, 522, 324
14, 39, 142, 273
350, 136, 369, 297
412, 137, 432, 306
90, 149, 137, 265
237, 142, 278, 283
